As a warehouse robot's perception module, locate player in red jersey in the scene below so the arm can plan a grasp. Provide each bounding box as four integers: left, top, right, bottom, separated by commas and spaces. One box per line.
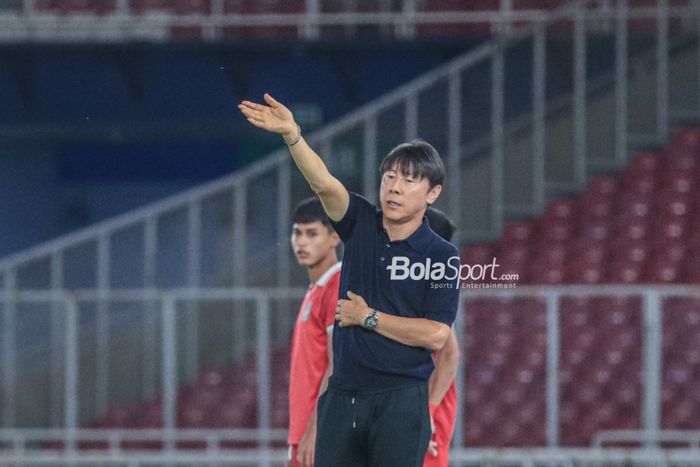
424, 207, 460, 467
287, 197, 341, 467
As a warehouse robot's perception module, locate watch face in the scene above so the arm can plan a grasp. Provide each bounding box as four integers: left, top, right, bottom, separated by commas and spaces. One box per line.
364, 313, 378, 330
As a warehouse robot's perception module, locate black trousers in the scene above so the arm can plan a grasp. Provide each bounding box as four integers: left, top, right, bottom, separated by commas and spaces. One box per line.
315, 377, 432, 467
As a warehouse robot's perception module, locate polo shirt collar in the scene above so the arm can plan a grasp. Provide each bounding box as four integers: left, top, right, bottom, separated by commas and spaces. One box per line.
377, 210, 434, 253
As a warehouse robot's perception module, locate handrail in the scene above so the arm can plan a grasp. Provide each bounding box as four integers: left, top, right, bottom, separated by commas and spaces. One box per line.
2, 442, 700, 465
592, 430, 700, 448
0, 284, 698, 302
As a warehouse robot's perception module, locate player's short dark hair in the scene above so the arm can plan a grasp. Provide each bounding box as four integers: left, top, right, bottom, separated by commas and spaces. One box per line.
379, 140, 446, 189
426, 207, 456, 242
292, 197, 334, 231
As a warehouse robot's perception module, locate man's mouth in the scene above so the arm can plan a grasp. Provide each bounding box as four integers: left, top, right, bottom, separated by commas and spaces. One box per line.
386, 200, 401, 209
296, 250, 309, 258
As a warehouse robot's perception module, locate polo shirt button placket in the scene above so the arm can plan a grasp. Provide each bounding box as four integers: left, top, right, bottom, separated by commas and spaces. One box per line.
381, 239, 390, 262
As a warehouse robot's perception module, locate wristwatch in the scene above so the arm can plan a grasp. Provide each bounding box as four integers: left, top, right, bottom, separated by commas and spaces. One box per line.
362, 309, 379, 331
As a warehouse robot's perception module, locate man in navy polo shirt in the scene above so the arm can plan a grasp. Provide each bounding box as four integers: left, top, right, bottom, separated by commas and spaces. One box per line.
239, 94, 460, 467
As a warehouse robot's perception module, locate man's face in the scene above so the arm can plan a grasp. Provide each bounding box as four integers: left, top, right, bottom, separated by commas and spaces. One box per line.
291, 221, 339, 267
379, 164, 442, 223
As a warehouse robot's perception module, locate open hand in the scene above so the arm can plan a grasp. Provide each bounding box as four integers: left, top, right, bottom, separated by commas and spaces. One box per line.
238, 93, 297, 141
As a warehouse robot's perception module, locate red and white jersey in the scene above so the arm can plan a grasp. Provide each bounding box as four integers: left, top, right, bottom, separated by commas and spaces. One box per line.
288, 262, 342, 444
424, 351, 458, 467
424, 380, 457, 467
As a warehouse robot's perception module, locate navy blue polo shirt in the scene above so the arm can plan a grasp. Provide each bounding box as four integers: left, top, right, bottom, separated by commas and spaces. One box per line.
330, 191, 460, 389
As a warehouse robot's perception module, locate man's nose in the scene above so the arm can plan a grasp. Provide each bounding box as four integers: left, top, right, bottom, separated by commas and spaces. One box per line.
387, 179, 401, 193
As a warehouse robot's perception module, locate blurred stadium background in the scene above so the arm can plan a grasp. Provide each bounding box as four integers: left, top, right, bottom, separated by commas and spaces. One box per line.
0, 0, 699, 465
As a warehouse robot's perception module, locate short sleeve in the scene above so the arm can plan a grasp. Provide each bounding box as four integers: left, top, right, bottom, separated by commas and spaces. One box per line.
329, 192, 375, 241
422, 243, 460, 326
315, 274, 340, 333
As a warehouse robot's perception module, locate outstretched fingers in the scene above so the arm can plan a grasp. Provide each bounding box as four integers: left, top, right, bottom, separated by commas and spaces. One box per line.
240, 100, 264, 110
263, 93, 282, 108
246, 117, 264, 128
238, 105, 264, 122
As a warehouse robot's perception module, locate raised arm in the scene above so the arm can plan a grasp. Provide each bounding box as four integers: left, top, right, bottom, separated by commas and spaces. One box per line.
238, 94, 349, 221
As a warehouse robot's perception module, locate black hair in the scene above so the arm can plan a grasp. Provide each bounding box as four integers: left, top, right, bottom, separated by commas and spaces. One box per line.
426, 207, 456, 242
292, 197, 334, 231
379, 140, 446, 189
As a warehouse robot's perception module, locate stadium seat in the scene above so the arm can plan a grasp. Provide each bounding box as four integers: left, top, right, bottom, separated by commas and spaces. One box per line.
502, 220, 536, 242
129, 0, 173, 14
458, 128, 699, 446
586, 174, 619, 196
99, 405, 134, 428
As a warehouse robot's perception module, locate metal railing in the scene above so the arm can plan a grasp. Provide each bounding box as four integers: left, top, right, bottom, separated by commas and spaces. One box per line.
2, 285, 700, 465
3, 442, 700, 466
3, 286, 700, 440
0, 0, 602, 42
593, 430, 700, 448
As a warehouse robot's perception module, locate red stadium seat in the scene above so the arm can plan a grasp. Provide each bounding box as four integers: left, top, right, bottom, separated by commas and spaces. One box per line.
99, 405, 134, 428
135, 400, 163, 428
538, 218, 574, 241
671, 127, 700, 152
616, 194, 652, 219
569, 239, 607, 263
622, 171, 656, 195
628, 151, 659, 174
33, 0, 57, 10
129, 0, 172, 14
462, 244, 493, 265
586, 175, 619, 196
502, 220, 536, 242
667, 152, 698, 172
566, 260, 603, 283
173, 0, 210, 14
543, 199, 577, 220
578, 218, 611, 241
57, 0, 108, 14
579, 195, 614, 219
416, 0, 497, 36
496, 242, 530, 264
642, 258, 680, 283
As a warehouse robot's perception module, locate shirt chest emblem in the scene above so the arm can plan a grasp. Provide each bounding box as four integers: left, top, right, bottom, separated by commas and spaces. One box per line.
301, 301, 313, 322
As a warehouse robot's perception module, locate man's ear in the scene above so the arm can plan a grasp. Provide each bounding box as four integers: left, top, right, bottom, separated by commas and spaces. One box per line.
331, 231, 341, 247
426, 184, 443, 205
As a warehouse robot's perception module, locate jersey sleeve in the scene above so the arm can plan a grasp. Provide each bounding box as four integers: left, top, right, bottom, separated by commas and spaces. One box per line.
318, 273, 341, 333
329, 192, 375, 241
422, 242, 461, 326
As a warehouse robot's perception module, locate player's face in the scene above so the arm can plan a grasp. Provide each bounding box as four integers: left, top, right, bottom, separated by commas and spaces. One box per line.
291, 221, 339, 267
379, 165, 442, 224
